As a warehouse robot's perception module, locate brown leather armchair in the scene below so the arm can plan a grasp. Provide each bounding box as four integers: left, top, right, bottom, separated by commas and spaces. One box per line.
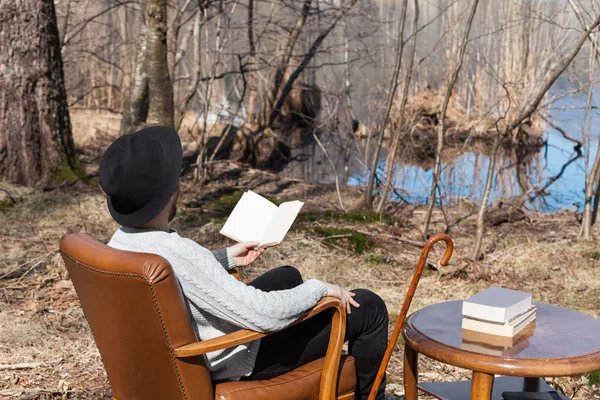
59, 233, 356, 400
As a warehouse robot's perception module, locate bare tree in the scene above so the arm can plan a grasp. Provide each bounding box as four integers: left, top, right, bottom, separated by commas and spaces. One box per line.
267, 4, 353, 127
376, 0, 420, 213
246, 0, 258, 124
472, 11, 600, 259
145, 0, 174, 127
0, 0, 80, 185
175, 7, 202, 130
568, 0, 600, 240
355, 0, 410, 210
168, 0, 193, 76
259, 0, 312, 127
580, 41, 597, 240
421, 0, 479, 235
120, 23, 149, 135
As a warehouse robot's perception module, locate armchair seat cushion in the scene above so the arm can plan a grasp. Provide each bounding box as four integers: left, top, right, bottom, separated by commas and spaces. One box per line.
214, 354, 356, 400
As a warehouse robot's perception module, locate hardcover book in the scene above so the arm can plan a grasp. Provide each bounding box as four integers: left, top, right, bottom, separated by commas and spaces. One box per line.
462, 307, 537, 337
462, 286, 532, 323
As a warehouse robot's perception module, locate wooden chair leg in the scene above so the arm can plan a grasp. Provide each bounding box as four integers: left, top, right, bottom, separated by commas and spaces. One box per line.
470, 371, 494, 400
403, 344, 418, 400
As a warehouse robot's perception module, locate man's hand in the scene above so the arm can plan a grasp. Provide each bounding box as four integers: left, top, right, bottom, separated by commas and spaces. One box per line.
229, 242, 264, 267
325, 283, 360, 314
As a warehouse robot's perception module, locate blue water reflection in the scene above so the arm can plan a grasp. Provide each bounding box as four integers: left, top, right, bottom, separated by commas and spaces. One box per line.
347, 89, 598, 212
281, 85, 599, 212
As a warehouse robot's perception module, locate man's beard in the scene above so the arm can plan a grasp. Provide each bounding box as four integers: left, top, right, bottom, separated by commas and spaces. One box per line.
168, 189, 179, 222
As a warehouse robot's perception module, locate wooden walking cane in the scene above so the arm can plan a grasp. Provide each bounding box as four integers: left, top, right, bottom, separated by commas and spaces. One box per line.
367, 233, 453, 400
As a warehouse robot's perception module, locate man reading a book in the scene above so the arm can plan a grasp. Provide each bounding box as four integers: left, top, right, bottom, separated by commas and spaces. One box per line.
99, 126, 394, 400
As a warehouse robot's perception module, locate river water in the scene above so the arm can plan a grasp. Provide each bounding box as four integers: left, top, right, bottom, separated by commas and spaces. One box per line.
280, 84, 599, 212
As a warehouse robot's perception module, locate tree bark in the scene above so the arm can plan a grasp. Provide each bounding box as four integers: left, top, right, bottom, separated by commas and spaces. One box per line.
580, 45, 596, 240
175, 8, 201, 130
246, 0, 258, 124
472, 136, 500, 260
0, 0, 80, 186
145, 0, 174, 128
168, 0, 192, 78
120, 23, 149, 135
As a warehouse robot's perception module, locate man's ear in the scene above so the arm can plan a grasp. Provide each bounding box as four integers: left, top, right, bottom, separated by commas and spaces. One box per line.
170, 183, 180, 200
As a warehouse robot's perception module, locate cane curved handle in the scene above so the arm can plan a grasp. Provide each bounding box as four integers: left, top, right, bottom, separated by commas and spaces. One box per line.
367, 234, 453, 400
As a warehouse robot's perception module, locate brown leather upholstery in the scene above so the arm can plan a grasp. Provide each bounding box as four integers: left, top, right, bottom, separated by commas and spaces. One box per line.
60, 233, 356, 400
215, 355, 356, 400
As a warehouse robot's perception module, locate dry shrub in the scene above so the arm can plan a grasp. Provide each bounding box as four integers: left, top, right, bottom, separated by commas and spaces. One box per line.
359, 88, 545, 150
281, 83, 322, 127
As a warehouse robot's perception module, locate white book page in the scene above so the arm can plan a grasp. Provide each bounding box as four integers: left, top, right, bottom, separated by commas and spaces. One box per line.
257, 200, 304, 248
219, 191, 279, 243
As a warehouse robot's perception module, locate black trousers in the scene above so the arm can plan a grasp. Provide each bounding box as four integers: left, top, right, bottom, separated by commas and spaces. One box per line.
247, 266, 388, 400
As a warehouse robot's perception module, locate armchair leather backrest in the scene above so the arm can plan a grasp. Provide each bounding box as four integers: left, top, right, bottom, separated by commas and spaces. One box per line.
59, 233, 214, 400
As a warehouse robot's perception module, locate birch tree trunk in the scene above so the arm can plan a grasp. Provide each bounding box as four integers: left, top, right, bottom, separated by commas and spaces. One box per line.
0, 0, 80, 186
580, 42, 596, 240
145, 0, 174, 128
120, 23, 149, 135
246, 0, 259, 124
472, 136, 500, 260
175, 9, 201, 130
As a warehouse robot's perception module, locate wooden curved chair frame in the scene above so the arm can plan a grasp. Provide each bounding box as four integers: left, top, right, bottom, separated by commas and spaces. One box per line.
367, 233, 454, 400
173, 296, 346, 399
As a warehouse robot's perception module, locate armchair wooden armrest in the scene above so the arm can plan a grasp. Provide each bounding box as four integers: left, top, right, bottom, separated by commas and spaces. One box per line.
173, 296, 347, 400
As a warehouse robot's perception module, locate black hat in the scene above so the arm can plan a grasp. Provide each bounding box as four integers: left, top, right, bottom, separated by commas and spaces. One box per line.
99, 126, 182, 227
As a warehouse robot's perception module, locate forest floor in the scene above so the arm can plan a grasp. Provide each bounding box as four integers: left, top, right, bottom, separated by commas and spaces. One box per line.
1, 110, 600, 399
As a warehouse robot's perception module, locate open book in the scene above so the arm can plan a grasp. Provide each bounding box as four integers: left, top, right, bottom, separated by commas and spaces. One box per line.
219, 190, 304, 249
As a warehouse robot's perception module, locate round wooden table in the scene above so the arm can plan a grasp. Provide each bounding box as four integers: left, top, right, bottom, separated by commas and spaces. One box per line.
402, 301, 600, 400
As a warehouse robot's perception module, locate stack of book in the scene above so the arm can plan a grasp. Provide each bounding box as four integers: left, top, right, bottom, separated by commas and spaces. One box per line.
461, 286, 536, 338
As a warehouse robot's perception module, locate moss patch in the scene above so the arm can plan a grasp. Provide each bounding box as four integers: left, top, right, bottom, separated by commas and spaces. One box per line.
203, 189, 245, 212
298, 210, 403, 226
586, 251, 600, 260
366, 253, 390, 264
187, 188, 283, 216
313, 227, 374, 254
29, 196, 59, 213
0, 197, 20, 211
589, 371, 600, 386
55, 159, 86, 184
185, 188, 244, 214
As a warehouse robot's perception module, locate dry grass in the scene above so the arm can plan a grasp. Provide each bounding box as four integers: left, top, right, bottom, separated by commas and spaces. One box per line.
1, 112, 600, 399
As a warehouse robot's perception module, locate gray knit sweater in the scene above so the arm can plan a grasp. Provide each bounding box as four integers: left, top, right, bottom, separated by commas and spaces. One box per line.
107, 227, 328, 381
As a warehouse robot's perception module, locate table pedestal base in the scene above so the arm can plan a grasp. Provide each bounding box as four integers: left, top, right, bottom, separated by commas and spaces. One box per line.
418, 377, 570, 400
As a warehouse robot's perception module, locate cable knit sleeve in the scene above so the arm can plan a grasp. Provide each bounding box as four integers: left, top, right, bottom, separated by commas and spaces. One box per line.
212, 248, 236, 270
164, 238, 328, 333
